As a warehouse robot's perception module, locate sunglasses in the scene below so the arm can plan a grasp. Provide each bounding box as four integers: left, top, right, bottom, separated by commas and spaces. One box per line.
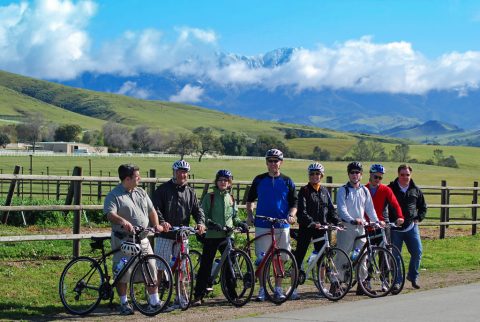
349, 171, 361, 175
373, 174, 383, 180
267, 159, 280, 164
309, 172, 322, 176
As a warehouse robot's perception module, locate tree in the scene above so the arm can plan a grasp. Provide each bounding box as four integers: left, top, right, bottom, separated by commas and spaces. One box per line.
310, 146, 331, 161
193, 127, 223, 162
351, 140, 371, 161
0, 133, 10, 148
390, 143, 410, 162
15, 113, 46, 152
433, 149, 445, 165
439, 155, 459, 168
54, 124, 82, 142
102, 122, 131, 152
247, 135, 289, 157
220, 132, 250, 156
131, 126, 153, 152
169, 133, 200, 159
81, 130, 103, 145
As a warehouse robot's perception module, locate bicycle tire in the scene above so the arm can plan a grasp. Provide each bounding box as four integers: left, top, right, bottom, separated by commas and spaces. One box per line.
220, 249, 255, 307
262, 248, 298, 305
59, 256, 104, 315
175, 253, 194, 310
189, 249, 202, 281
389, 244, 406, 295
356, 246, 397, 298
130, 254, 173, 316
316, 247, 352, 301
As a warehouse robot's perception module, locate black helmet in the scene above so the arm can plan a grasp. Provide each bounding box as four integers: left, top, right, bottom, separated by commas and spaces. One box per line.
347, 161, 363, 173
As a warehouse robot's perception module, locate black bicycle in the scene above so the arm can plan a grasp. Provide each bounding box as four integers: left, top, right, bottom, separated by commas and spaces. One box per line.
59, 226, 173, 316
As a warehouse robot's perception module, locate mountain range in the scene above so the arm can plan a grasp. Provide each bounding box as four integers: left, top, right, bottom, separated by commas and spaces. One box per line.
35, 47, 480, 146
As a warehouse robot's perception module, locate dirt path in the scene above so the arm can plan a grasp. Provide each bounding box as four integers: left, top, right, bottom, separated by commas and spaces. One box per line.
44, 269, 480, 322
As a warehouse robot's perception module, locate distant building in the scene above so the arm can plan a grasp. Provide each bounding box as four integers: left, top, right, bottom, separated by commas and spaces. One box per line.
38, 142, 108, 154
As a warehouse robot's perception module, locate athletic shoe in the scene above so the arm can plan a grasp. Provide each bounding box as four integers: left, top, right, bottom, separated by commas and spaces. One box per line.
255, 287, 265, 302
290, 289, 300, 300
392, 283, 401, 293
119, 302, 134, 315
146, 301, 163, 312
274, 287, 286, 301
407, 276, 420, 289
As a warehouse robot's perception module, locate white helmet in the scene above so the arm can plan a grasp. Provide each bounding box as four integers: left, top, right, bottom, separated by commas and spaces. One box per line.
265, 149, 284, 160
172, 160, 191, 172
120, 241, 141, 256
308, 162, 325, 174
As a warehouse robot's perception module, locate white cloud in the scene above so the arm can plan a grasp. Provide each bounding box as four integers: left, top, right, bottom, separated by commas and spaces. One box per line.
169, 84, 204, 103
116, 81, 150, 99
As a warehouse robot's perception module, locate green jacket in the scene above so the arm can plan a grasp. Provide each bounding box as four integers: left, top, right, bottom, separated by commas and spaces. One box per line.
201, 187, 240, 239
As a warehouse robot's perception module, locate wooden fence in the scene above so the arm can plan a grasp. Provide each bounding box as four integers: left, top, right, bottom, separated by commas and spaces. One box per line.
0, 169, 479, 256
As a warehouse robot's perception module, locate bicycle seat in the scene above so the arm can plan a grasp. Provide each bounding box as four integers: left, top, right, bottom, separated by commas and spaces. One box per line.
90, 236, 109, 250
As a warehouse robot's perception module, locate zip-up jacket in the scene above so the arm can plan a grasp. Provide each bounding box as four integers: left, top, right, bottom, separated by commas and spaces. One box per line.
297, 183, 339, 228
365, 183, 404, 222
153, 179, 205, 239
201, 187, 240, 239
388, 178, 427, 230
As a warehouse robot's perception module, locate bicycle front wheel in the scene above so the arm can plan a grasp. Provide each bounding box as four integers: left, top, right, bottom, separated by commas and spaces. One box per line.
316, 247, 352, 301
263, 248, 298, 304
389, 244, 406, 295
130, 254, 173, 316
356, 246, 397, 298
175, 253, 194, 310
59, 256, 104, 315
189, 249, 202, 281
220, 249, 255, 307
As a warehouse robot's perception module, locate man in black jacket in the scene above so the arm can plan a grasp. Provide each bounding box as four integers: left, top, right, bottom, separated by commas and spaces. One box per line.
388, 164, 427, 290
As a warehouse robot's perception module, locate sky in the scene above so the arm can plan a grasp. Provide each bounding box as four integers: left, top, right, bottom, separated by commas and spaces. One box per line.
1, 0, 480, 99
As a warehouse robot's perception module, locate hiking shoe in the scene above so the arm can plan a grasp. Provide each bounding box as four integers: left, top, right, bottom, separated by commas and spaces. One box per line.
407, 276, 420, 289
290, 289, 300, 300
274, 287, 286, 301
255, 287, 265, 302
119, 302, 134, 315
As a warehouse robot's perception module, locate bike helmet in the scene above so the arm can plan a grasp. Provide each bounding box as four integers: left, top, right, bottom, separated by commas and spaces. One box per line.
216, 169, 233, 180
120, 241, 141, 256
347, 161, 363, 173
172, 160, 190, 172
308, 162, 325, 174
369, 164, 385, 174
265, 149, 284, 160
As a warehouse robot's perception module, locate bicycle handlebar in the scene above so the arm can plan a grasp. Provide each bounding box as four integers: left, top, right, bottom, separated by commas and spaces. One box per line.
255, 215, 289, 225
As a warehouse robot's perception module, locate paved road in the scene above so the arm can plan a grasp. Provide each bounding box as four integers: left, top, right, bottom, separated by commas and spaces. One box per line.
230, 283, 480, 322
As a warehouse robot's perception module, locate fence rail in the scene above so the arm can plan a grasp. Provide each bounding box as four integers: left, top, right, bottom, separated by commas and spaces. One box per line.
1, 172, 478, 256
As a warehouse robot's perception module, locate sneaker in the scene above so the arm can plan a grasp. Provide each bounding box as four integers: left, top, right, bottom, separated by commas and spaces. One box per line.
146, 301, 163, 312
274, 287, 286, 301
119, 302, 134, 315
407, 276, 420, 289
290, 289, 300, 300
392, 283, 401, 293
163, 299, 181, 312
381, 281, 389, 292
255, 287, 265, 302
191, 297, 203, 307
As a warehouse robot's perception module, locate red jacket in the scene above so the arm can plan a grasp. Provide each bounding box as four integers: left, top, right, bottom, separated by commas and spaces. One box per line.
365, 183, 404, 222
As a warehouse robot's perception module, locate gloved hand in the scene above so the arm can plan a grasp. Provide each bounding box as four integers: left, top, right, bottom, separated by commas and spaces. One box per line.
238, 222, 249, 233
207, 221, 223, 231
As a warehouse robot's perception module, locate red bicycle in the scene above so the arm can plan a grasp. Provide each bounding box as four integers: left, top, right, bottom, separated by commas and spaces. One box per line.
243, 215, 298, 304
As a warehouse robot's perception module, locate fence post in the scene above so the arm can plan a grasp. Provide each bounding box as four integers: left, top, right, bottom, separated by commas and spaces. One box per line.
1, 165, 21, 224
73, 167, 83, 257
148, 169, 156, 198
440, 180, 447, 239
326, 176, 333, 195
472, 181, 478, 236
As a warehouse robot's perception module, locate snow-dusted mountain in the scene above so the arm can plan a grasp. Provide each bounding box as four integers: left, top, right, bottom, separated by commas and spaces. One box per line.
58, 47, 480, 136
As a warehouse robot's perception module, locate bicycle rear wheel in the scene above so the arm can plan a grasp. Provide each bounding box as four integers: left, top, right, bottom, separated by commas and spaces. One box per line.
130, 254, 173, 316
220, 249, 255, 307
356, 246, 397, 298
189, 249, 202, 281
59, 256, 103, 315
263, 248, 298, 304
175, 253, 194, 310
316, 247, 352, 301
389, 244, 406, 295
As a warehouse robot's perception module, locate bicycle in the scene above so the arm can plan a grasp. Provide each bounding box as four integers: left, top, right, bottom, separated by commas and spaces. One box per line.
165, 226, 197, 310
371, 222, 406, 295
348, 222, 398, 298
293, 224, 353, 301
59, 226, 173, 316
243, 215, 299, 304
197, 224, 255, 307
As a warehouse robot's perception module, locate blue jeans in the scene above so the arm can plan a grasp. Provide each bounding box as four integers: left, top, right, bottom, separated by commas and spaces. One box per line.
391, 224, 423, 284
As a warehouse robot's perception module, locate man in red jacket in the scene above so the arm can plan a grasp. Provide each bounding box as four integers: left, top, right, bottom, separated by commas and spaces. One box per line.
365, 164, 405, 231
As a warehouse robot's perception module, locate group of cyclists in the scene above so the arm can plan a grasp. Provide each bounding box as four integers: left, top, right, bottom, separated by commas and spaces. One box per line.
103, 148, 427, 315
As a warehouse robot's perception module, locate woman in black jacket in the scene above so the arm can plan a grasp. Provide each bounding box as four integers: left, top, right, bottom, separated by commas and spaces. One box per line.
291, 163, 339, 299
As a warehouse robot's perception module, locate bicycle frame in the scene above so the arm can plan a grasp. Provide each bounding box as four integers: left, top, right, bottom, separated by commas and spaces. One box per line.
302, 228, 331, 279
209, 234, 236, 284
170, 227, 195, 273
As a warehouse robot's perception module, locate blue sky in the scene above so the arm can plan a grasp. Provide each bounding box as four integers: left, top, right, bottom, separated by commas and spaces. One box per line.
1, 0, 480, 97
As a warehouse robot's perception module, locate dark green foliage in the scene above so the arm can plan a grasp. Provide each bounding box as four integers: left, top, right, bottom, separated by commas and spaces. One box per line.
0, 133, 10, 148
247, 134, 289, 157
278, 127, 331, 139
310, 146, 331, 161
220, 132, 250, 156
54, 124, 82, 142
